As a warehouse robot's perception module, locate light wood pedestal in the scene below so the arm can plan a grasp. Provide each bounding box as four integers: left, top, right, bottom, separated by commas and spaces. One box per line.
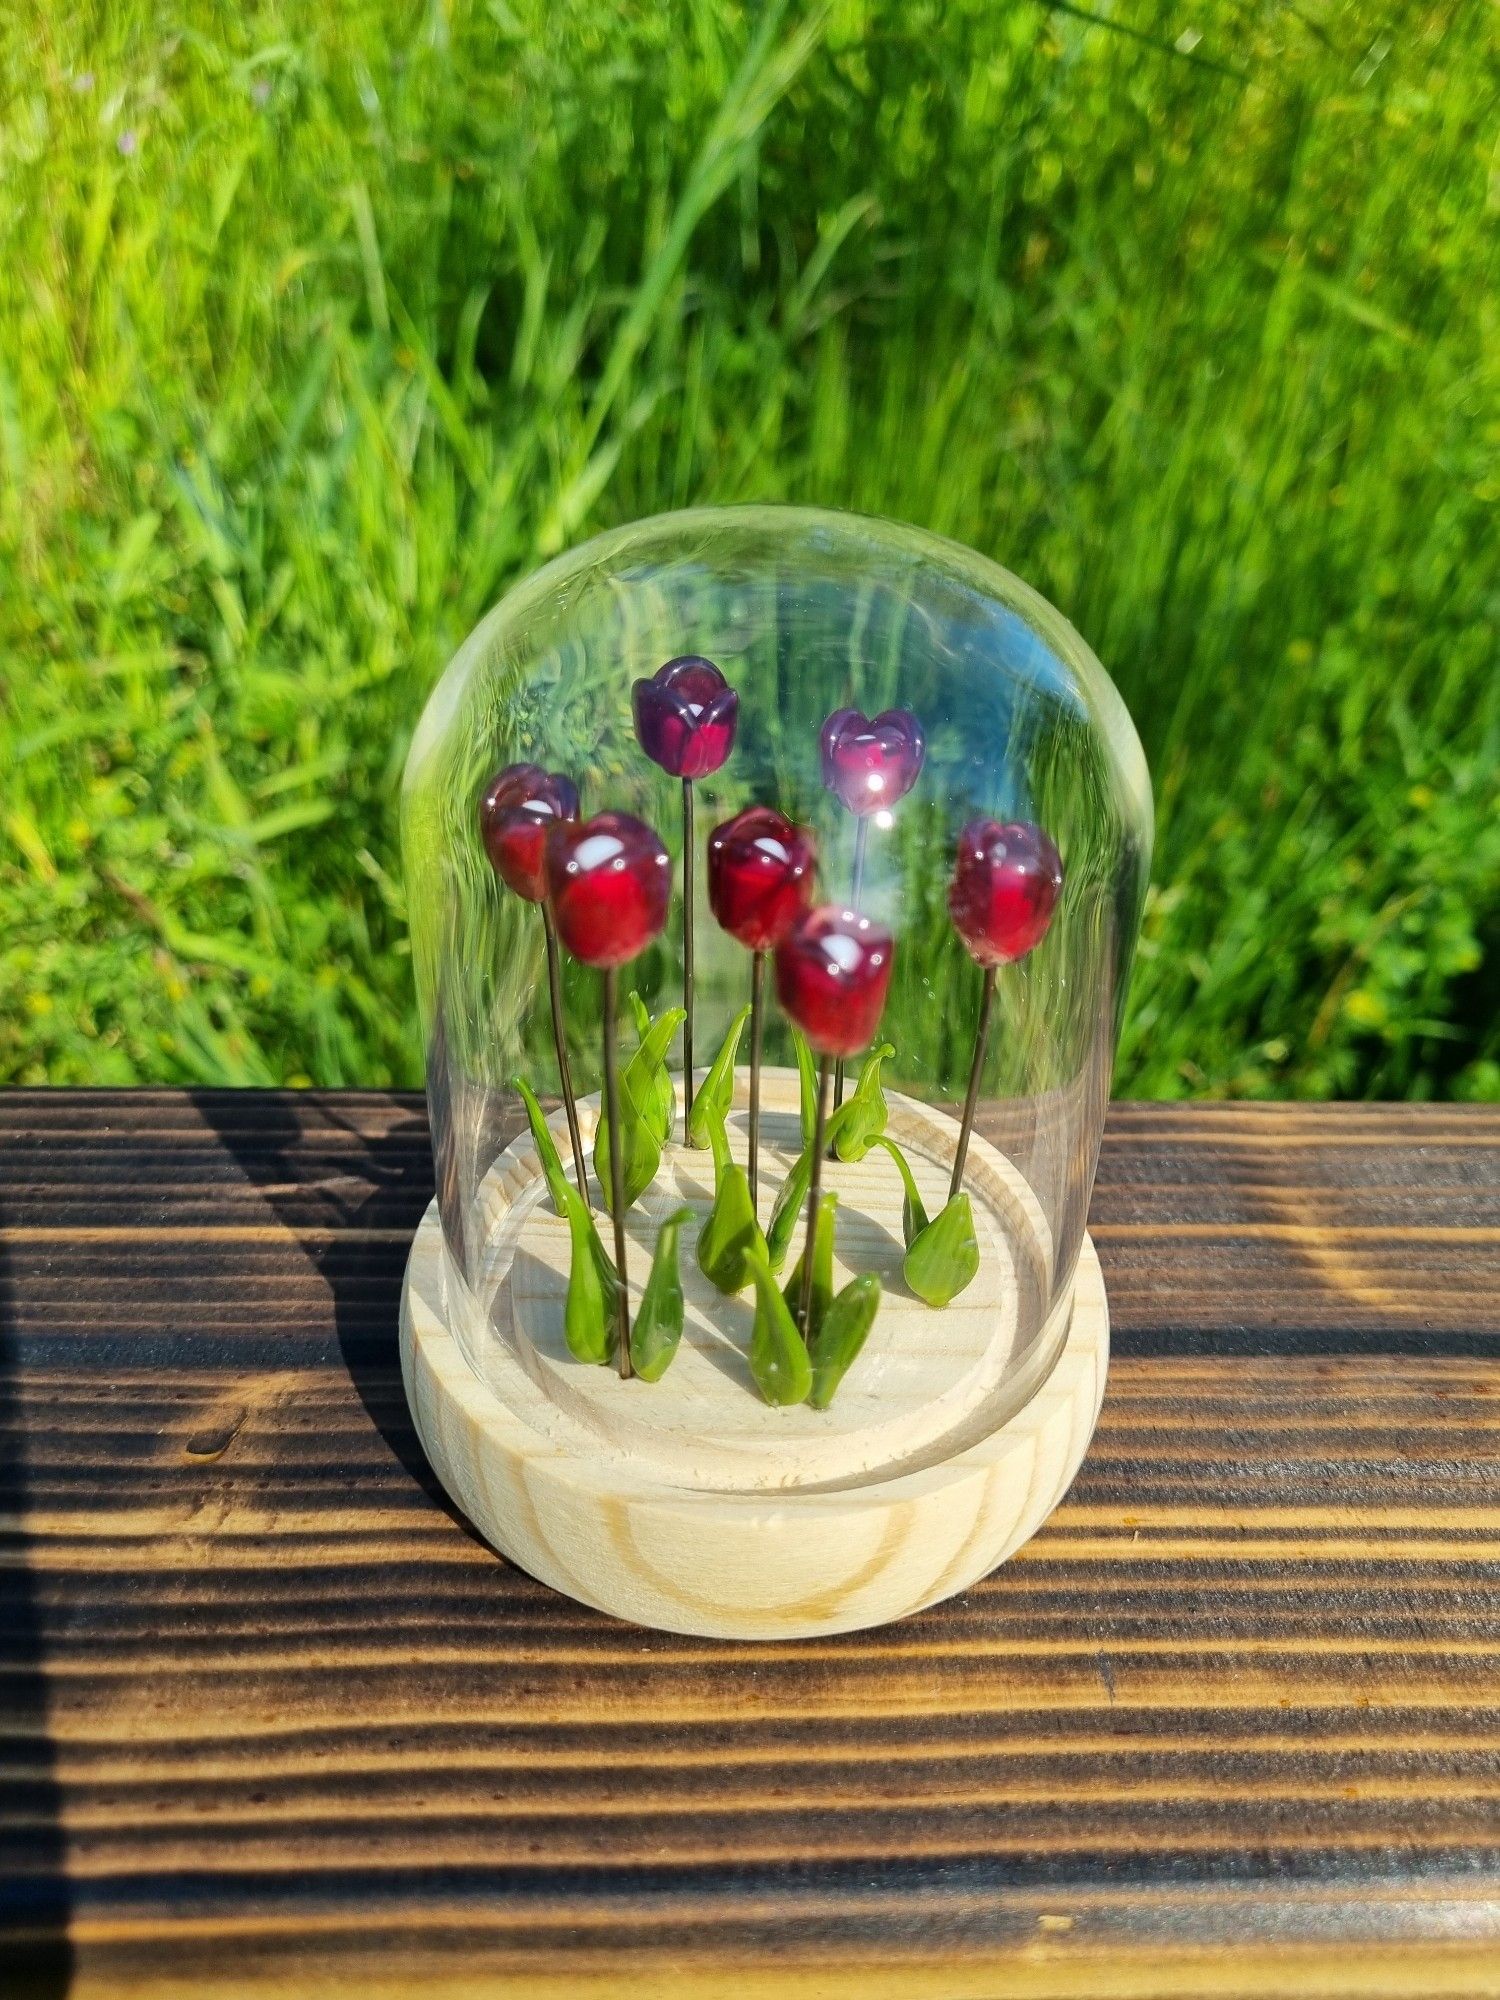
401, 1072, 1108, 1638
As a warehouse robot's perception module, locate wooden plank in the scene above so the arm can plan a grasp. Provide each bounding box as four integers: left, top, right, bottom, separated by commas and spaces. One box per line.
1, 1093, 1498, 1997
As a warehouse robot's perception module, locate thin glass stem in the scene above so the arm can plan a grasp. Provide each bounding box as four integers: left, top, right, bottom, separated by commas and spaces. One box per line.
798, 1055, 831, 1339
681, 776, 697, 1144
949, 963, 997, 1203
748, 950, 765, 1207
601, 967, 632, 1379
830, 815, 870, 1141
849, 810, 871, 909
541, 901, 589, 1200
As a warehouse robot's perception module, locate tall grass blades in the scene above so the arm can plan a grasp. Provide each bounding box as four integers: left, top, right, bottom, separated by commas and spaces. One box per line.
0, 0, 1494, 1098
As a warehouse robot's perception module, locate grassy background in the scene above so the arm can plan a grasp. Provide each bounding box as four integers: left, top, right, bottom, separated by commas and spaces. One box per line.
2, 0, 1495, 1098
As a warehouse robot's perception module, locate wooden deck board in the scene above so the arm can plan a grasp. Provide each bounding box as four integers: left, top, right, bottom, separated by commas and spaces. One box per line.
1, 1091, 1497, 1996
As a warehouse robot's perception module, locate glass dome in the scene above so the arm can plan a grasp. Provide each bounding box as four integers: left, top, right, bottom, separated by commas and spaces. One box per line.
402, 505, 1151, 1421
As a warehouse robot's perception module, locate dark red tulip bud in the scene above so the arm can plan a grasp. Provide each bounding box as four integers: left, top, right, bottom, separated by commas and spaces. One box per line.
707, 806, 816, 954
819, 707, 925, 817
775, 905, 894, 1059
948, 819, 1063, 966
545, 811, 672, 968
479, 762, 580, 903
632, 656, 738, 780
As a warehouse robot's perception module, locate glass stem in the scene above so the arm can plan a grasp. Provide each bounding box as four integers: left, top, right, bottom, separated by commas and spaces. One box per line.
601, 967, 632, 1379
748, 949, 765, 1208
542, 901, 589, 1200
830, 816, 870, 1144
949, 963, 996, 1203
681, 776, 697, 1144
798, 1055, 831, 1340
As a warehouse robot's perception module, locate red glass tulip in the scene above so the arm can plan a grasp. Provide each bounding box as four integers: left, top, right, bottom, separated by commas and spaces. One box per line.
948, 819, 1064, 966
632, 656, 738, 780
478, 762, 580, 902
775, 905, 894, 1059
707, 806, 816, 953
545, 812, 671, 969
820, 707, 926, 817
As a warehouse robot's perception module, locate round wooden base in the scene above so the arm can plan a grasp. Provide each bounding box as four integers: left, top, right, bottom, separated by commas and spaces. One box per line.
399, 1073, 1108, 1639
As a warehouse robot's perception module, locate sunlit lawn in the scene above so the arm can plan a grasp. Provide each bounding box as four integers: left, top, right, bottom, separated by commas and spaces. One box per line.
1, 0, 1495, 1098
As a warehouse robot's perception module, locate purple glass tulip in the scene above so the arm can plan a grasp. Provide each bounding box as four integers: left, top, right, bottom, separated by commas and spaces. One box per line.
632, 657, 738, 780
479, 762, 580, 904
820, 707, 926, 816
949, 818, 1064, 967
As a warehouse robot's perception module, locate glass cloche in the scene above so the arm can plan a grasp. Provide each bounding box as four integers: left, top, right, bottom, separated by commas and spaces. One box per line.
400, 506, 1151, 1630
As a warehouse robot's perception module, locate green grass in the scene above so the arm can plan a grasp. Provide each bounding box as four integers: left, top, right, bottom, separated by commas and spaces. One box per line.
1, 0, 1495, 1098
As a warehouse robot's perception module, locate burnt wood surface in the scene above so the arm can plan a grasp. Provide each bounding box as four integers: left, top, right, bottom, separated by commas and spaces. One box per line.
1, 1091, 1497, 1997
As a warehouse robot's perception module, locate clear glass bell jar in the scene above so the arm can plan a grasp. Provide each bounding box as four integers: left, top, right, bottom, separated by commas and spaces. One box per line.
401, 505, 1152, 1411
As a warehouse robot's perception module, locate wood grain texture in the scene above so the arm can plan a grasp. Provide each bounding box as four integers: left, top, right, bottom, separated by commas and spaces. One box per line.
2, 1092, 1498, 1996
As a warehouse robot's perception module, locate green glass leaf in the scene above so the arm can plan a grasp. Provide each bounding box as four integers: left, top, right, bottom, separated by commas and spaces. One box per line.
904, 1191, 980, 1307
627, 989, 652, 1044
832, 1042, 895, 1162
630, 1205, 693, 1383
594, 1013, 681, 1213
563, 1183, 618, 1364
626, 1002, 685, 1146
515, 1075, 615, 1296
593, 1004, 684, 1206
781, 1190, 838, 1343
793, 1029, 818, 1150
593, 1094, 660, 1215
697, 1165, 765, 1293
764, 1075, 870, 1276
765, 1141, 812, 1274
696, 1098, 766, 1293
875, 1135, 930, 1247
704, 1090, 733, 1177
745, 1248, 813, 1408
513, 1074, 574, 1214
688, 1002, 751, 1150
809, 1273, 882, 1410
519, 1075, 619, 1341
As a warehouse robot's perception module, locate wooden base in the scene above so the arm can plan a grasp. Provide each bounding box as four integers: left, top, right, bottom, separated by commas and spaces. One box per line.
400, 1072, 1109, 1638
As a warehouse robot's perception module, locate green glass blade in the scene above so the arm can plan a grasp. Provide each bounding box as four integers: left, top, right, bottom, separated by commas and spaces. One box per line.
808, 1272, 882, 1410
697, 1157, 765, 1293
514, 1073, 574, 1215
688, 1002, 750, 1150
593, 1030, 669, 1213
793, 1029, 818, 1150
625, 1001, 685, 1146
875, 1134, 930, 1247
904, 1190, 980, 1307
781, 1190, 838, 1342
832, 1042, 894, 1162
745, 1248, 813, 1407
562, 1179, 618, 1364
765, 1142, 812, 1274
630, 1205, 693, 1382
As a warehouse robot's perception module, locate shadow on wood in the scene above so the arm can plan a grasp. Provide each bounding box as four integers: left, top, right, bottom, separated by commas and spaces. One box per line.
0, 1174, 74, 1996
184, 1089, 469, 1532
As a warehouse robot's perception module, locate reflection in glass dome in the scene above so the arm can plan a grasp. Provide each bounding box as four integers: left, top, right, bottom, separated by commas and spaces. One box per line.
403, 506, 1151, 1417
